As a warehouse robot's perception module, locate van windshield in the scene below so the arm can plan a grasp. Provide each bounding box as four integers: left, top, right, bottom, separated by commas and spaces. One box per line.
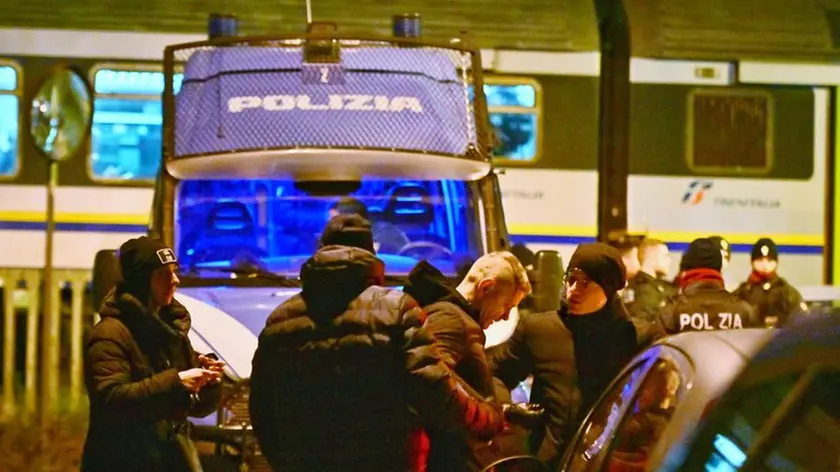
175, 179, 483, 279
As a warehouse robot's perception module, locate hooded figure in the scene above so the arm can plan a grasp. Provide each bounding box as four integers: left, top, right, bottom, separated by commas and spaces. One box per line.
249, 214, 504, 472
659, 238, 760, 334
81, 236, 223, 472
735, 237, 806, 327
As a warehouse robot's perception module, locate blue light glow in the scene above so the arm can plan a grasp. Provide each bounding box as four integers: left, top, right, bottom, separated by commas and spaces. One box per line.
467, 83, 538, 160
90, 98, 163, 180
704, 434, 746, 471
468, 84, 536, 108
94, 69, 183, 95
0, 66, 16, 92
90, 69, 185, 181
0, 94, 18, 176
176, 179, 482, 278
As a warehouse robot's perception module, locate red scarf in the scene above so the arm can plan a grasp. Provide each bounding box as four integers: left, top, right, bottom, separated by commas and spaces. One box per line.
680, 268, 724, 290
748, 270, 775, 285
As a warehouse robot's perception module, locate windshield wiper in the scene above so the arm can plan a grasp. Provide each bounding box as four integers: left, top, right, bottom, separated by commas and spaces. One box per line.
382, 275, 409, 285
186, 266, 300, 287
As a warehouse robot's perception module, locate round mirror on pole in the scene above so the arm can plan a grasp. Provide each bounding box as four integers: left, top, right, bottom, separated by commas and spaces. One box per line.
28, 65, 93, 419
30, 66, 93, 162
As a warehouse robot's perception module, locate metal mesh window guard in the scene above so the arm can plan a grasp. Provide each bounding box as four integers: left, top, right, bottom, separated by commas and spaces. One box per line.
164, 37, 490, 166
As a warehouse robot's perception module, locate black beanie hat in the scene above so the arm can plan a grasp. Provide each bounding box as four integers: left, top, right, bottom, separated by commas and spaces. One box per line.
708, 235, 731, 262
751, 238, 778, 261
320, 214, 376, 254
567, 242, 626, 296
680, 238, 723, 272
119, 236, 178, 295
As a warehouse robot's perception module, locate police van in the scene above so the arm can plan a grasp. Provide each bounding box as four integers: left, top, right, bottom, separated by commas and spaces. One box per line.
90, 19, 558, 469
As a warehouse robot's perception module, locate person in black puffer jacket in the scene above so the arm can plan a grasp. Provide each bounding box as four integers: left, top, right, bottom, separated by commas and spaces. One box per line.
249, 215, 504, 472
81, 237, 223, 472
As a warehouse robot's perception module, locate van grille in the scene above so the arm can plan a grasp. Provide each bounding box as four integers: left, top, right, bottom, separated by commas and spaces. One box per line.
219, 382, 272, 471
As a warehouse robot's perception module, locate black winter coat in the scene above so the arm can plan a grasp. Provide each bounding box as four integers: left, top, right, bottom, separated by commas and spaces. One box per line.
623, 271, 676, 323
487, 302, 640, 468
249, 246, 503, 472
81, 288, 221, 472
734, 275, 806, 327
403, 261, 497, 471
486, 309, 580, 468
561, 304, 639, 416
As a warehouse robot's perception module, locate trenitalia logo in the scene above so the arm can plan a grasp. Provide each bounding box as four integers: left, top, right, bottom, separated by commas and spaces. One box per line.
682, 180, 713, 205
227, 94, 425, 113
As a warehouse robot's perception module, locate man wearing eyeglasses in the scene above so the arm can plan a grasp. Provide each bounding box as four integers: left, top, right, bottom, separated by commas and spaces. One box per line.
487, 242, 641, 468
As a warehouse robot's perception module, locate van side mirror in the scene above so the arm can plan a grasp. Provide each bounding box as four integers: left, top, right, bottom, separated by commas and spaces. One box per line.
531, 250, 563, 312
92, 249, 121, 313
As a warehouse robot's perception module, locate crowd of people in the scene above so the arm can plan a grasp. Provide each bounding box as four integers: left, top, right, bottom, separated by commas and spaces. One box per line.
77, 216, 808, 472
609, 233, 807, 332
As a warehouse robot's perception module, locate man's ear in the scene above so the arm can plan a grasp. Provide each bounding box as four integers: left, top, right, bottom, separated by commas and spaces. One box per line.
476, 278, 495, 297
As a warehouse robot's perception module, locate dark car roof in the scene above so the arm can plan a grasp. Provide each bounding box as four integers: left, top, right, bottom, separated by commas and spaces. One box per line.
663, 329, 774, 363
751, 315, 840, 364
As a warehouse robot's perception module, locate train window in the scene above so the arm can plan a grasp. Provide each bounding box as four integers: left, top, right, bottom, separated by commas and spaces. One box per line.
90, 67, 183, 182
470, 78, 542, 162
0, 63, 20, 178
687, 89, 773, 175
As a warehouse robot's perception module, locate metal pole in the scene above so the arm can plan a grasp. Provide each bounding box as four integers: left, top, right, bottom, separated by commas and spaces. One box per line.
69, 275, 85, 410
1, 274, 16, 418
24, 270, 41, 416
305, 0, 313, 23
41, 161, 59, 419
595, 0, 631, 242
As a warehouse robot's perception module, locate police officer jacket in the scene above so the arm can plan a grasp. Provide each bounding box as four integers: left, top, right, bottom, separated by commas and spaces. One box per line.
623, 271, 676, 323
734, 275, 806, 328
659, 281, 761, 334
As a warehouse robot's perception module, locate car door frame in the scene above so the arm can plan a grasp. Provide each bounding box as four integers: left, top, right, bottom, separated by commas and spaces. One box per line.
558, 343, 695, 472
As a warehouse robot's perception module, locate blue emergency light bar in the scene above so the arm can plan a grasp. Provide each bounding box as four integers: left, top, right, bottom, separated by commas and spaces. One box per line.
208, 13, 239, 39
393, 13, 421, 38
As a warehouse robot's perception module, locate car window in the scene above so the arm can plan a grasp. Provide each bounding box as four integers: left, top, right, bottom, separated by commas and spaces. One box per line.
687, 368, 840, 471
757, 369, 840, 471
566, 359, 654, 472
605, 358, 685, 471
693, 372, 799, 471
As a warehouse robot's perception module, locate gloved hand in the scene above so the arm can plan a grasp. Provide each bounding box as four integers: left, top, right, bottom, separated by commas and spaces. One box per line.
502, 402, 545, 429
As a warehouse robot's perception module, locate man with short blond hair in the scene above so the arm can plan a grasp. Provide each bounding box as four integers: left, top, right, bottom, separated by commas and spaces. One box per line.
404, 251, 537, 471
458, 251, 532, 316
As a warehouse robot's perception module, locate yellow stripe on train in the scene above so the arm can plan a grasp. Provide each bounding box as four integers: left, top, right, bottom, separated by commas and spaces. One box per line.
506, 224, 825, 247
0, 213, 824, 248
0, 211, 148, 225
